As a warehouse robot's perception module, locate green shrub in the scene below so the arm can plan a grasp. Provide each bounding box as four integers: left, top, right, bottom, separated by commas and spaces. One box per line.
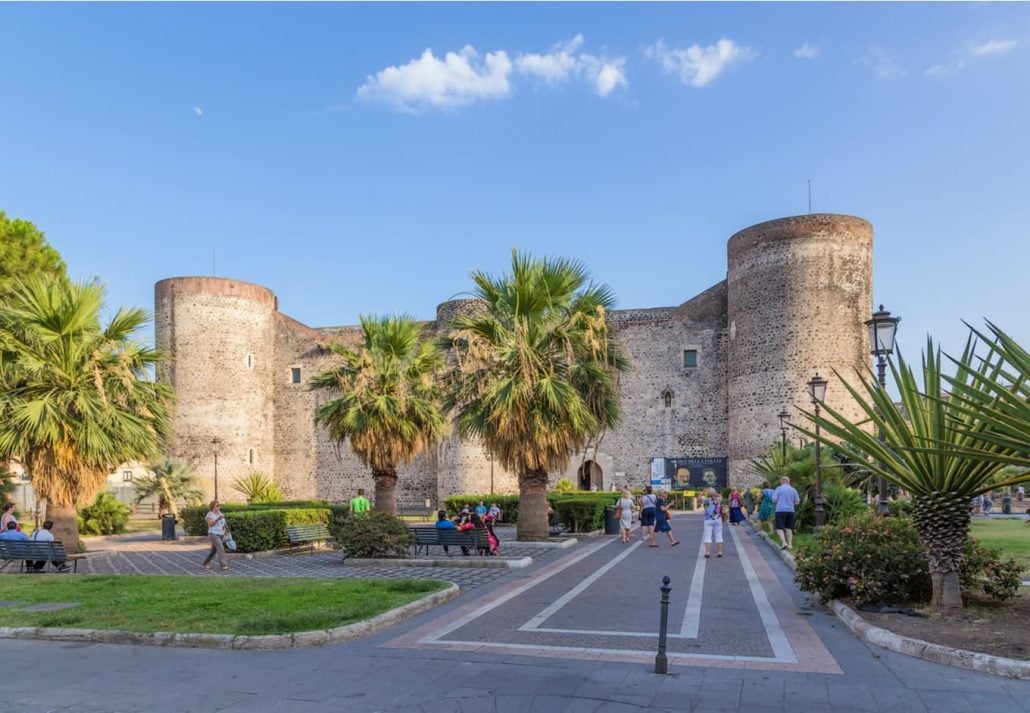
183, 506, 330, 550
960, 539, 1022, 602
823, 484, 867, 526
78, 492, 132, 536
180, 500, 333, 535
795, 514, 930, 605
553, 478, 576, 494
795, 514, 1024, 606
330, 510, 413, 558
888, 499, 914, 518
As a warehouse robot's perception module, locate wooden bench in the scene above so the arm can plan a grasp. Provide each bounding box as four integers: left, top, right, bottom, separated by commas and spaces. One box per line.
286, 524, 331, 552
410, 527, 488, 556
0, 540, 82, 573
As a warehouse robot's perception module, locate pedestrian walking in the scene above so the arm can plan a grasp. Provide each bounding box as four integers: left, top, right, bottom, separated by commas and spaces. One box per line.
654, 490, 680, 546
742, 487, 755, 523
639, 486, 658, 547
702, 488, 724, 558
772, 476, 801, 550
1, 502, 18, 532
983, 492, 993, 514
201, 500, 230, 571
349, 489, 370, 515
1018, 484, 1025, 503
616, 489, 635, 543
757, 481, 775, 535
728, 487, 746, 525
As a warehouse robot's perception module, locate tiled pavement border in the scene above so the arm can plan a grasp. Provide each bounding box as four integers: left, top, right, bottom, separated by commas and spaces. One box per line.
384, 525, 843, 673
347, 556, 533, 568
751, 523, 1030, 679
0, 582, 460, 650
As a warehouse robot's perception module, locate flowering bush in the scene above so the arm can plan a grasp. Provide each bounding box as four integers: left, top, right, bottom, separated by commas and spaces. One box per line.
795, 514, 1022, 605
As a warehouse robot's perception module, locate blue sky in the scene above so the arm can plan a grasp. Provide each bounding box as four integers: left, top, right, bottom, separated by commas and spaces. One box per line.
1, 2, 1027, 364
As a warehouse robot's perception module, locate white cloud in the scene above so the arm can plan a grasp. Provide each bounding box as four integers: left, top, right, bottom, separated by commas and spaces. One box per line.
794, 43, 819, 60
924, 38, 1019, 79
856, 46, 906, 81
515, 35, 628, 97
356, 46, 513, 111
645, 38, 756, 88
192, 106, 203, 116
357, 36, 627, 111
972, 39, 1017, 57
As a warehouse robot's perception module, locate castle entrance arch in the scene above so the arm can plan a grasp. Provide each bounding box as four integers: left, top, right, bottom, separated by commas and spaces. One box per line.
578, 460, 603, 491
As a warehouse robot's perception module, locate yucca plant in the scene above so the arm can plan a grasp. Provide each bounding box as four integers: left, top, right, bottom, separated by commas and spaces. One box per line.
442, 250, 629, 541
797, 338, 1027, 610
232, 471, 282, 504
312, 315, 448, 515
134, 459, 202, 516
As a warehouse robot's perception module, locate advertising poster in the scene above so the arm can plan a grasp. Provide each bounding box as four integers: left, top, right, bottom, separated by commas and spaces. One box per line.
665, 457, 728, 490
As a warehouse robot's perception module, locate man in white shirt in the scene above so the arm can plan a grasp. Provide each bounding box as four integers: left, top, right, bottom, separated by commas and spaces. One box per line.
30, 520, 70, 572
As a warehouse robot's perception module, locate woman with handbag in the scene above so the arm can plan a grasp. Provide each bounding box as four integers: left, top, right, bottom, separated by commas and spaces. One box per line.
615, 489, 635, 543
201, 500, 230, 571
654, 490, 681, 547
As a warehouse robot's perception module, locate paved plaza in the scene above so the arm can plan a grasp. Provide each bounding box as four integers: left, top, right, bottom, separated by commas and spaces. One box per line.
2, 514, 1028, 712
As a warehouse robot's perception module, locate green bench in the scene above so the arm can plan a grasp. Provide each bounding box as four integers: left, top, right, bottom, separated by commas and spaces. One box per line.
0, 540, 82, 572
286, 524, 331, 552
410, 526, 488, 556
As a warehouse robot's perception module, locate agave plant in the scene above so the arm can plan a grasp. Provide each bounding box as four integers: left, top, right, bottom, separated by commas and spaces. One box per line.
797, 338, 1027, 610
232, 471, 283, 504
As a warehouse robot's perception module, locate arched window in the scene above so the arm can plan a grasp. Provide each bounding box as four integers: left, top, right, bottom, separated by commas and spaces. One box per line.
661, 387, 674, 408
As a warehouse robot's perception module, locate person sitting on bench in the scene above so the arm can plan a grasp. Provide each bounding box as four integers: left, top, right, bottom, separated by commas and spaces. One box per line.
0, 521, 31, 571
30, 521, 70, 572
434, 509, 456, 554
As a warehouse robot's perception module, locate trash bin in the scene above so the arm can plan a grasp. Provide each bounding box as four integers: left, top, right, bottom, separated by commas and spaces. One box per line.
1002, 496, 1012, 515
604, 506, 620, 535
161, 513, 177, 541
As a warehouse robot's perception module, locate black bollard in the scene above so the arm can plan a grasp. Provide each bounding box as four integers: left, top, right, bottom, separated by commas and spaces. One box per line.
655, 574, 671, 674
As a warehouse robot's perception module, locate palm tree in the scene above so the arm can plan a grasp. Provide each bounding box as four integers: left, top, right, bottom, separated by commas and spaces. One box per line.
311, 315, 447, 515
0, 275, 172, 552
134, 459, 202, 517
797, 338, 1026, 610
443, 250, 629, 541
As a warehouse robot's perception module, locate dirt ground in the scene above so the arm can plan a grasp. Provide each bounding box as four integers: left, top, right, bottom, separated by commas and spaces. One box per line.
856, 590, 1030, 660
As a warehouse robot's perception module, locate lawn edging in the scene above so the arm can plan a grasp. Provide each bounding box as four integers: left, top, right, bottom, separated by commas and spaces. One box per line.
749, 522, 1030, 679
0, 582, 459, 650
347, 556, 532, 569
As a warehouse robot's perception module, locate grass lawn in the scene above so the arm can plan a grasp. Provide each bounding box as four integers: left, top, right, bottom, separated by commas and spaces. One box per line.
0, 575, 447, 635
970, 519, 1030, 572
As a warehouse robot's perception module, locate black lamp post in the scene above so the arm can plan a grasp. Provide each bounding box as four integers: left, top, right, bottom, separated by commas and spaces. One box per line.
807, 374, 828, 528
864, 305, 900, 516
211, 437, 222, 501
777, 410, 790, 463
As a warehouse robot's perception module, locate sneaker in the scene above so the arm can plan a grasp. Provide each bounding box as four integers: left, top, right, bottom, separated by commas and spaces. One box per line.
201, 564, 210, 570
56, 565, 71, 573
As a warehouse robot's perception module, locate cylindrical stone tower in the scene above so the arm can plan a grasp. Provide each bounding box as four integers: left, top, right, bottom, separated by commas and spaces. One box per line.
726, 214, 872, 485
155, 277, 278, 501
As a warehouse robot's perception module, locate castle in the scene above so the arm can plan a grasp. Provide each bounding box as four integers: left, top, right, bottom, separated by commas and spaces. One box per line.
155, 213, 873, 507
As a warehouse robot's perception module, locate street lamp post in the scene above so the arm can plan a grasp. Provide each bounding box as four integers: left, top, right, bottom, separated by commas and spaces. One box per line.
864, 305, 901, 516
807, 374, 828, 528
777, 410, 790, 463
211, 437, 222, 501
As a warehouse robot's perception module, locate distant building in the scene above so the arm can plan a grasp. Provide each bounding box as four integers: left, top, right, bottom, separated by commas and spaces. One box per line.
156, 213, 872, 507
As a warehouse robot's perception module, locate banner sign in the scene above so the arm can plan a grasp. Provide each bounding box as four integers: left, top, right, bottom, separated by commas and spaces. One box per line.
655, 457, 728, 490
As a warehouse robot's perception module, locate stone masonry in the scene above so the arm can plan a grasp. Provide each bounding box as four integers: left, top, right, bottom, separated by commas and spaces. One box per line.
154, 213, 873, 508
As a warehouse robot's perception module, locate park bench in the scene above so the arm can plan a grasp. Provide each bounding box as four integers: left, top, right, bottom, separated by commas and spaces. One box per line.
410, 526, 488, 556
0, 540, 82, 573
286, 524, 331, 552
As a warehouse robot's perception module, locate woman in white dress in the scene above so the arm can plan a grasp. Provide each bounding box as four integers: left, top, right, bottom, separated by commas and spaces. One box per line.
616, 489, 635, 543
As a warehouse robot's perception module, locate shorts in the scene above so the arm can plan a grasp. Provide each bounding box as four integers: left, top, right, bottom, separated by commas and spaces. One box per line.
703, 518, 723, 544
775, 511, 796, 531
640, 507, 656, 527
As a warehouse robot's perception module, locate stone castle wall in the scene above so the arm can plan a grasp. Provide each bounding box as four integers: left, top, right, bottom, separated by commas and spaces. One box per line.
156, 213, 873, 507
726, 214, 873, 485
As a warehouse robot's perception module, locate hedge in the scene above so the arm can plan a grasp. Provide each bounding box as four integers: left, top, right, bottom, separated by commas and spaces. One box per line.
180, 501, 332, 535
181, 504, 331, 551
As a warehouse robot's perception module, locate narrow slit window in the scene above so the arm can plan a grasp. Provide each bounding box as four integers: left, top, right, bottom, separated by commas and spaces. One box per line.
248, 448, 256, 465
246, 354, 253, 368
291, 367, 302, 384
683, 350, 698, 368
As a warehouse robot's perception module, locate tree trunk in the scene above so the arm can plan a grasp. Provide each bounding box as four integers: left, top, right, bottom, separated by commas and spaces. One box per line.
372, 467, 397, 515
912, 491, 970, 611
48, 501, 81, 554
517, 468, 550, 541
